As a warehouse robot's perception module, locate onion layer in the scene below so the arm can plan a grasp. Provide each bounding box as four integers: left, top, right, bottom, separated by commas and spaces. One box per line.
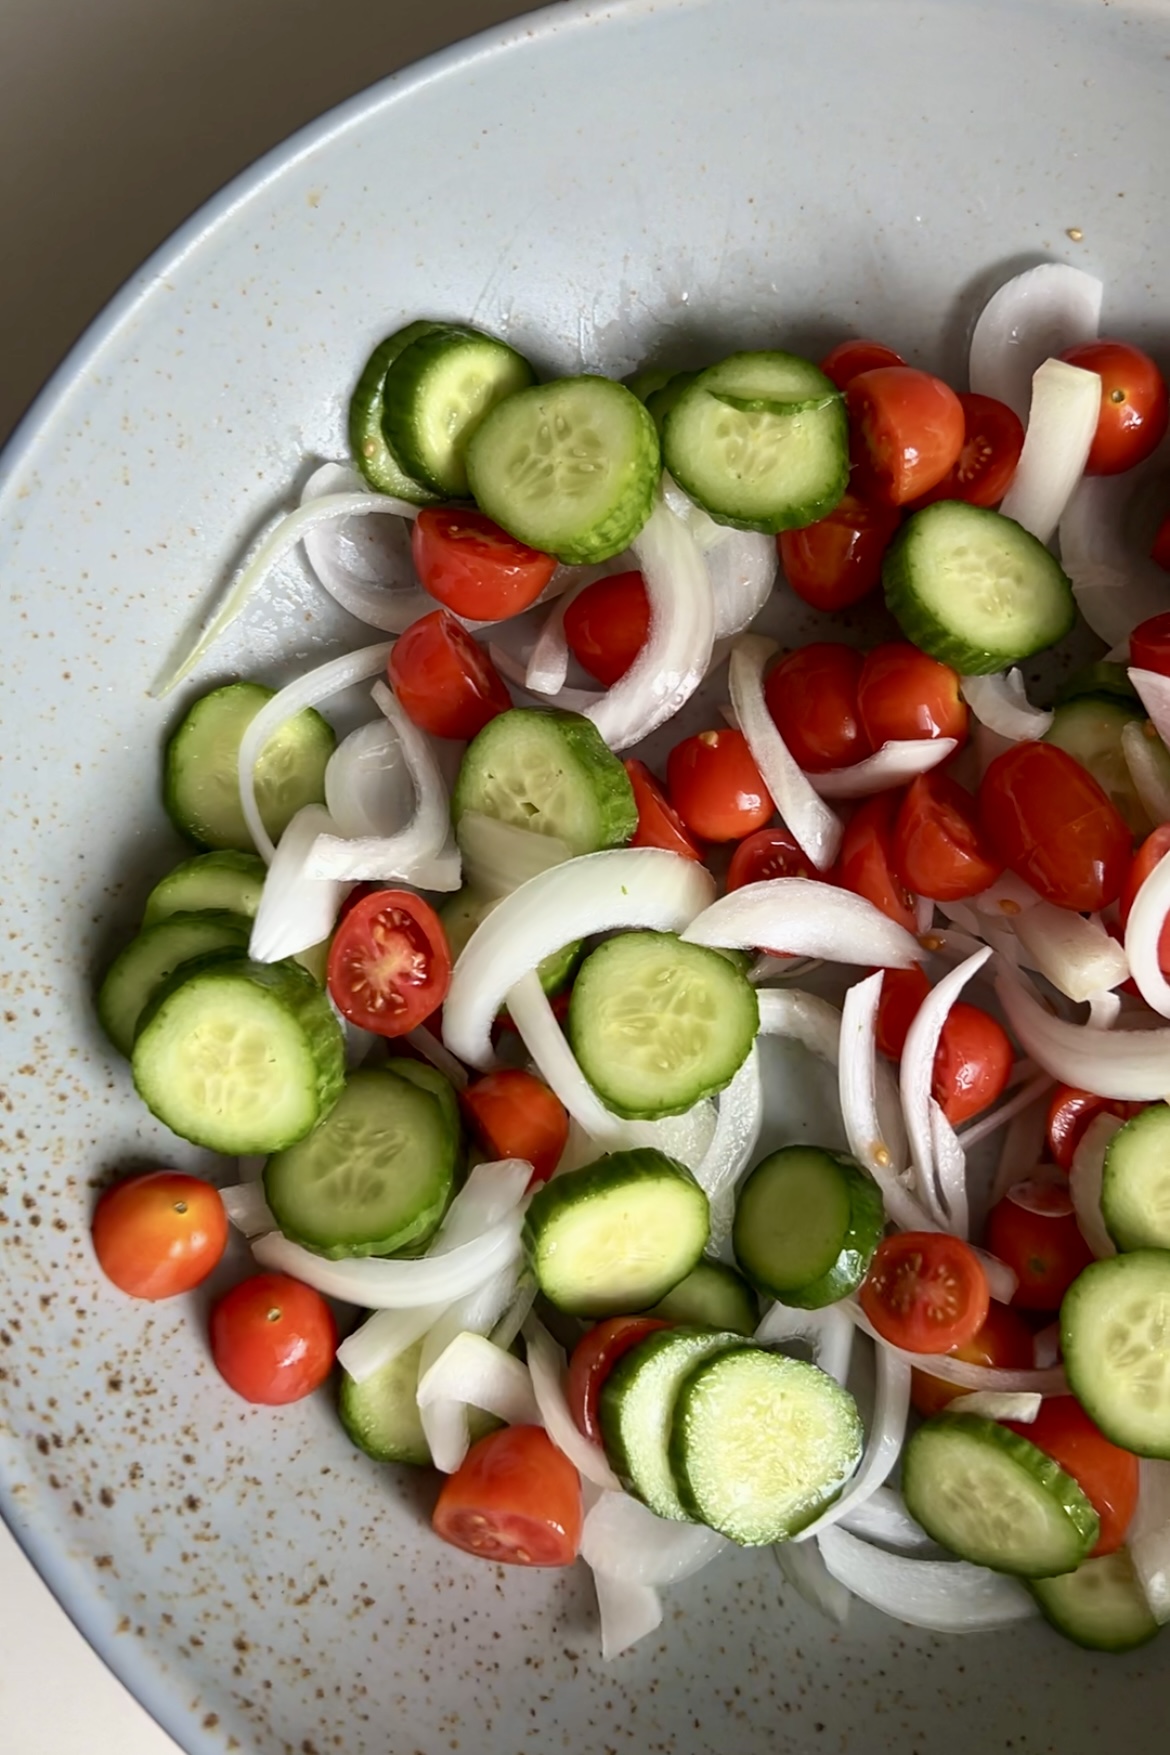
729, 635, 842, 869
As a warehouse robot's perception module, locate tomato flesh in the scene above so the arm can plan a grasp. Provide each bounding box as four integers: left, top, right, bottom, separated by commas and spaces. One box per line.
210, 1272, 337, 1405
327, 889, 451, 1037
860, 1232, 991, 1354
567, 1316, 670, 1443
727, 825, 815, 891
433, 1425, 582, 1565
979, 741, 1133, 912
985, 1187, 1095, 1311
909, 393, 1024, 509
892, 771, 1003, 901
389, 610, 512, 740
1005, 1397, 1139, 1558
910, 1301, 1036, 1418
461, 1069, 569, 1187
778, 492, 901, 613
819, 338, 906, 390
834, 791, 917, 932
1061, 340, 1170, 476
856, 642, 968, 748
91, 1171, 228, 1300
845, 366, 966, 506
624, 758, 703, 860
1120, 822, 1170, 975
666, 729, 774, 843
563, 570, 649, 687
1130, 610, 1170, 676
411, 507, 556, 622
763, 642, 870, 772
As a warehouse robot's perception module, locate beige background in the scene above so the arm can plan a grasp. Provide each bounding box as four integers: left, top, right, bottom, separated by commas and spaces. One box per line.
0, 2, 528, 1749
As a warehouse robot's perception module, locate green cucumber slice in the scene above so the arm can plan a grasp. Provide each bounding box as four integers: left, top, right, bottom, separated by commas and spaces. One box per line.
625, 366, 676, 403
1045, 695, 1151, 836
902, 1414, 1099, 1576
646, 1260, 758, 1336
381, 324, 535, 497
1061, 1252, 1170, 1456
384, 1056, 463, 1165
97, 911, 252, 1056
452, 707, 637, 857
599, 1325, 741, 1519
567, 930, 758, 1120
645, 370, 699, 434
732, 1145, 885, 1308
1054, 662, 1141, 709
142, 850, 267, 926
1029, 1549, 1161, 1653
348, 322, 445, 502
439, 887, 581, 998
465, 376, 661, 564
1102, 1105, 1170, 1252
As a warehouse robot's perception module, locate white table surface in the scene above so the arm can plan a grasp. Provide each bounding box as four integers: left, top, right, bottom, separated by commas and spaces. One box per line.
0, 2, 526, 1749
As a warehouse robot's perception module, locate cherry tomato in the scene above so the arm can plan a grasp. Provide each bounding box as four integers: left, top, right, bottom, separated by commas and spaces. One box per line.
845, 366, 966, 506
860, 1232, 991, 1355
411, 507, 556, 622
873, 963, 932, 1060
819, 338, 906, 391
327, 889, 451, 1037
1153, 513, 1170, 573
1061, 340, 1169, 476
433, 1425, 582, 1566
727, 825, 815, 890
909, 393, 1025, 509
1130, 610, 1170, 675
834, 791, 917, 932
567, 1316, 671, 1443
623, 759, 703, 860
1119, 822, 1170, 974
666, 729, 774, 843
209, 1272, 336, 1405
856, 642, 968, 748
91, 1171, 228, 1300
979, 742, 1133, 912
563, 570, 649, 687
1045, 1085, 1147, 1173
763, 642, 870, 772
892, 771, 1003, 901
461, 1069, 569, 1187
985, 1183, 1095, 1311
932, 1001, 1013, 1126
778, 492, 902, 613
910, 1301, 1036, 1418
1005, 1397, 1139, 1558
388, 610, 511, 740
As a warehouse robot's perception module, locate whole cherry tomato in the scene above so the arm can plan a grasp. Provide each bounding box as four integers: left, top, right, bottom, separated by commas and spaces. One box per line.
461, 1069, 569, 1186
845, 366, 966, 505
763, 642, 870, 772
856, 642, 968, 747
1005, 1397, 1139, 1558
563, 570, 649, 686
567, 1316, 670, 1443
666, 730, 774, 842
92, 1171, 228, 1300
819, 338, 906, 390
979, 742, 1133, 912
985, 1182, 1095, 1310
210, 1272, 336, 1405
1045, 1085, 1147, 1173
1061, 340, 1169, 475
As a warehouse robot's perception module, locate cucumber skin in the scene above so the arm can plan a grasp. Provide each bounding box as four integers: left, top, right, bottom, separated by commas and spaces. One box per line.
1054, 664, 1141, 709
451, 708, 638, 857
1101, 1106, 1170, 1252
1028, 1551, 1161, 1653
647, 1261, 758, 1336
732, 1148, 885, 1309
348, 322, 443, 502
142, 851, 267, 926
382, 325, 536, 497
1061, 1252, 1170, 1457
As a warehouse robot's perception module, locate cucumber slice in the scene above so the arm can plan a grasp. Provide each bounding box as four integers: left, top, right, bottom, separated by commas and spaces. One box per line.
902, 1414, 1099, 1577
732, 1145, 885, 1308
439, 887, 581, 998
646, 1260, 758, 1336
348, 322, 445, 502
599, 1325, 741, 1519
164, 681, 335, 852
142, 850, 267, 926
625, 366, 676, 403
645, 370, 699, 435
338, 1337, 497, 1464
670, 1347, 864, 1545
385, 1055, 463, 1157
452, 707, 637, 857
1029, 1548, 1161, 1653
883, 501, 1076, 674
662, 351, 848, 533
97, 911, 251, 1056
567, 930, 758, 1120
132, 956, 344, 1154
1102, 1105, 1170, 1252
264, 1066, 456, 1259
1062, 1252, 1170, 1456
382, 324, 535, 498
523, 1147, 709, 1317
1054, 661, 1141, 709
466, 376, 661, 565
1045, 695, 1151, 836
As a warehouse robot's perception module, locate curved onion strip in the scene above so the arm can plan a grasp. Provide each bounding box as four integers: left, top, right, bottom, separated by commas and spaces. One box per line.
929, 1101, 970, 1240
809, 738, 957, 801
693, 1046, 763, 1212
997, 967, 1170, 1100
998, 358, 1100, 543
489, 643, 603, 713
581, 1492, 728, 1589
704, 527, 779, 639
1130, 668, 1170, 751
961, 670, 1053, 742
729, 635, 842, 868
749, 954, 824, 985
523, 563, 626, 695
1061, 469, 1170, 647
324, 718, 414, 839
417, 1268, 526, 1473
220, 1182, 276, 1239
1125, 841, 1170, 1019
1013, 901, 1128, 1003
755, 1300, 855, 1390
969, 1248, 1019, 1306
1032, 1321, 1062, 1370
949, 1390, 1041, 1423
971, 871, 1043, 920
957, 1071, 1054, 1155
405, 1024, 469, 1091
336, 1301, 449, 1385
901, 949, 991, 1227
300, 462, 434, 632
1131, 1460, 1170, 1625
847, 1301, 1069, 1394
593, 1571, 663, 1660
840, 1487, 933, 1553
838, 974, 929, 1231
248, 804, 350, 961
794, 1349, 911, 1544
817, 1526, 1037, 1633
968, 262, 1102, 424
681, 877, 922, 968
252, 1214, 522, 1309
416, 1333, 540, 1472
524, 1318, 622, 1491
1088, 989, 1123, 1029
457, 811, 571, 900
1123, 721, 1170, 827
775, 1542, 851, 1626
756, 987, 842, 1065
1069, 1111, 1122, 1260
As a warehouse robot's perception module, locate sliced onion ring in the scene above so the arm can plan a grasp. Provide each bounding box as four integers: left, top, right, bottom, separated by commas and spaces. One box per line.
847, 1301, 1069, 1395
901, 948, 992, 1230
524, 1318, 621, 1492
248, 803, 350, 962
968, 262, 1102, 424
681, 877, 923, 968
809, 738, 957, 801
817, 1526, 1037, 1633
300, 462, 434, 632
1130, 667, 1170, 751
1069, 1110, 1122, 1260
1131, 1460, 1170, 1625
1013, 901, 1128, 1004
838, 972, 929, 1232
998, 357, 1100, 543
793, 1349, 911, 1544
961, 670, 1053, 742
1123, 720, 1170, 827
997, 966, 1170, 1100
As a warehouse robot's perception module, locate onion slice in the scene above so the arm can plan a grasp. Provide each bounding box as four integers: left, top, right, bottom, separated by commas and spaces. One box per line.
997, 966, 1170, 1100
416, 1269, 526, 1473
300, 462, 434, 632
416, 1333, 540, 1471
1125, 839, 1170, 1018
817, 1526, 1037, 1633
839, 1487, 933, 1554
998, 358, 1100, 543
847, 1302, 1069, 1394
248, 804, 350, 961
775, 1542, 852, 1625
693, 1046, 763, 1223
1130, 1460, 1170, 1625
1060, 465, 1170, 647
488, 643, 603, 713
336, 1301, 450, 1385
949, 1390, 1041, 1423
705, 526, 779, 639
838, 973, 930, 1232
592, 1570, 662, 1660
324, 718, 414, 839
252, 1214, 522, 1309
220, 1182, 276, 1239
901, 948, 991, 1227
961, 670, 1053, 742
457, 811, 571, 900
581, 1492, 727, 1589
1013, 901, 1128, 1003
729, 635, 842, 868
1069, 1111, 1121, 1260
755, 1299, 855, 1390
1130, 668, 1170, 751
794, 1348, 911, 1544
524, 1319, 622, 1491
809, 738, 958, 801
681, 877, 923, 969
968, 262, 1102, 424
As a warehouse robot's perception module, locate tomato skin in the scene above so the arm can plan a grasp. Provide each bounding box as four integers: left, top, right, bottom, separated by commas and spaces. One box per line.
389, 610, 512, 740
834, 791, 918, 932
1045, 1085, 1146, 1172
1119, 822, 1170, 975
985, 1186, 1095, 1311
567, 1316, 671, 1443
623, 759, 703, 860
1061, 340, 1170, 476
819, 339, 906, 391
873, 963, 932, 1060
666, 729, 774, 843
846, 366, 966, 506
763, 642, 870, 772
860, 1232, 991, 1354
433, 1425, 583, 1566
91, 1171, 228, 1300
563, 570, 649, 687
411, 507, 556, 622
1153, 514, 1170, 573
327, 889, 451, 1037
461, 1069, 569, 1187
910, 1302, 1036, 1418
778, 492, 902, 613
909, 393, 1025, 509
856, 642, 968, 748
1130, 610, 1170, 675
1005, 1397, 1139, 1558
979, 742, 1133, 912
932, 1002, 1013, 1125
892, 771, 1003, 901
210, 1272, 336, 1405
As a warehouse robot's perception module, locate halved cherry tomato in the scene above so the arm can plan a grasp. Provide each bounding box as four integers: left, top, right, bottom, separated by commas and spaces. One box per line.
985, 1183, 1095, 1310
1005, 1397, 1139, 1558
892, 771, 1003, 901
932, 1001, 1014, 1126
1154, 513, 1170, 573
909, 393, 1025, 509
856, 642, 968, 748
666, 729, 774, 842
433, 1425, 582, 1566
910, 1301, 1036, 1418
1061, 340, 1169, 476
778, 492, 902, 613
979, 742, 1133, 912
209, 1272, 336, 1405
1119, 822, 1170, 973
563, 570, 649, 687
763, 642, 870, 772
1045, 1084, 1147, 1173
623, 758, 703, 860
567, 1316, 670, 1443
727, 825, 815, 890
845, 366, 966, 506
461, 1069, 569, 1187
819, 338, 906, 391
1130, 610, 1170, 675
92, 1171, 228, 1300
860, 1232, 990, 1354
327, 889, 451, 1037
389, 610, 511, 740
834, 791, 917, 932
411, 507, 556, 622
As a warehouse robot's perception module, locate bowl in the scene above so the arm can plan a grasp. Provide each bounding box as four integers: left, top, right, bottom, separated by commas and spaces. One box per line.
2, 1, 1168, 1750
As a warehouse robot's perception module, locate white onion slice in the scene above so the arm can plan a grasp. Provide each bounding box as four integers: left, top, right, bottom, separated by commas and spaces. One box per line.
1069, 1110, 1122, 1260
1130, 1460, 1170, 1625
593, 1570, 662, 1660
809, 738, 958, 801
997, 967, 1170, 1100
1033, 1321, 1062, 1370
457, 811, 571, 900
488, 642, 603, 713
705, 527, 779, 639
998, 358, 1100, 543
1125, 839, 1170, 1018
901, 949, 991, 1226
416, 1268, 526, 1473
756, 987, 841, 1065
961, 670, 1054, 742
324, 718, 414, 839
949, 1390, 1041, 1423
1013, 901, 1129, 1003
405, 1024, 469, 1091
775, 1541, 852, 1625
416, 1333, 540, 1472
794, 1350, 911, 1543
247, 804, 350, 961
968, 262, 1102, 424
840, 1488, 933, 1554
1130, 668, 1170, 751
838, 973, 930, 1232
252, 1213, 522, 1309
970, 871, 1044, 923
220, 1181, 276, 1239
847, 1302, 1069, 1394
729, 635, 842, 869
524, 1319, 622, 1491
817, 1526, 1037, 1633
755, 1299, 855, 1390
1060, 473, 1170, 647
300, 462, 434, 632
523, 563, 624, 695
1123, 721, 1170, 827
336, 1301, 450, 1385
682, 877, 923, 968
929, 1101, 970, 1240
969, 1248, 1020, 1306
693, 1046, 763, 1223
581, 1492, 727, 1589
749, 954, 825, 985
957, 1072, 1054, 1154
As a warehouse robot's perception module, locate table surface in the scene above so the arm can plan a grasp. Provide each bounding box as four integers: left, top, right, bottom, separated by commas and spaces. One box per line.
0, 2, 527, 1749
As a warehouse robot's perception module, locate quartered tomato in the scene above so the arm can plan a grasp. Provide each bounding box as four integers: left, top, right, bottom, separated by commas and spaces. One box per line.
461, 1069, 569, 1187
389, 610, 512, 740
327, 889, 451, 1036
727, 825, 816, 890
910, 1301, 1036, 1418
92, 1171, 228, 1300
778, 492, 902, 613
819, 338, 906, 390
433, 1425, 583, 1565
563, 569, 649, 686
873, 965, 1013, 1125
411, 507, 557, 621
666, 729, 774, 842
860, 1232, 991, 1354
979, 742, 1133, 912
909, 393, 1025, 509
1005, 1397, 1139, 1558
1119, 822, 1170, 974
834, 791, 917, 932
1061, 340, 1169, 475
1154, 514, 1170, 573
623, 758, 703, 860
567, 1316, 670, 1443
763, 642, 870, 771
1045, 1085, 1146, 1173
210, 1272, 336, 1405
856, 642, 968, 748
985, 1181, 1095, 1309
845, 366, 966, 506
1130, 610, 1170, 675
892, 771, 1003, 901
